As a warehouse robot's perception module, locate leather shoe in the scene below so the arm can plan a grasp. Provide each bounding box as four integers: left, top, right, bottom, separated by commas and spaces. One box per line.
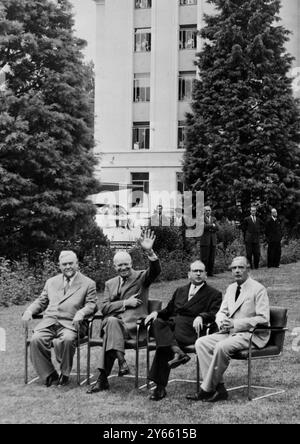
186, 388, 215, 401
57, 374, 69, 386
168, 353, 191, 369
86, 378, 110, 394
118, 360, 130, 377
45, 371, 59, 387
203, 389, 228, 403
150, 386, 167, 401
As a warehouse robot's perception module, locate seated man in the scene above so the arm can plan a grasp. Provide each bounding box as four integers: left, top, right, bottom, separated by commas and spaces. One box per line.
187, 256, 270, 403
88, 229, 161, 394
145, 260, 222, 401
22, 250, 97, 387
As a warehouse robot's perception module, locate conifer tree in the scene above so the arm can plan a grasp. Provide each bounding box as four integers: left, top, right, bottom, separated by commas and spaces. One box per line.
183, 0, 300, 232
0, 0, 101, 256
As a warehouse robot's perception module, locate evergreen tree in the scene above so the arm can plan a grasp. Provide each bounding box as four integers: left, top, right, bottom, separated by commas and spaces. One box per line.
183, 0, 300, 233
0, 0, 101, 256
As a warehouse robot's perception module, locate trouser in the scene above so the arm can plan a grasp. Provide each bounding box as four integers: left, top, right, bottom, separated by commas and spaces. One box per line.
245, 242, 260, 269
195, 333, 250, 392
98, 316, 130, 374
30, 323, 77, 382
149, 317, 196, 387
267, 242, 281, 267
200, 244, 216, 275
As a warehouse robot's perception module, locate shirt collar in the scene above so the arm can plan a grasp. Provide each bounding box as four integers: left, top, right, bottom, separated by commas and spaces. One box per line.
64, 272, 78, 286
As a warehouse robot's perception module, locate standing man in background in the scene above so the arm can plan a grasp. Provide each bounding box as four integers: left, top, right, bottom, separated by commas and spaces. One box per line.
242, 206, 263, 269
199, 206, 219, 277
265, 208, 282, 268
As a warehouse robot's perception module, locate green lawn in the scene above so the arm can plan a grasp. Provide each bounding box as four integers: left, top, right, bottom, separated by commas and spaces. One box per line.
0, 263, 299, 424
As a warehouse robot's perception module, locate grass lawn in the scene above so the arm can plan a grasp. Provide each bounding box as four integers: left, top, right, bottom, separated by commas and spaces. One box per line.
0, 262, 299, 424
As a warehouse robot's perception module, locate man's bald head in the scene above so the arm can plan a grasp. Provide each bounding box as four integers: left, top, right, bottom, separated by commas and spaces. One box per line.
113, 251, 133, 278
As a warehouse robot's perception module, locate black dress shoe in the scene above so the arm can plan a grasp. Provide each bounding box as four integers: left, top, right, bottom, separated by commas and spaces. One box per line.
86, 378, 110, 394
118, 360, 130, 377
203, 389, 228, 403
45, 371, 59, 387
58, 374, 69, 386
149, 386, 167, 401
168, 353, 191, 369
186, 388, 215, 401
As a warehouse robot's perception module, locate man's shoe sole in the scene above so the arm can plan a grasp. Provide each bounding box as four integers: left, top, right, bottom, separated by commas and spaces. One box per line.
168, 354, 191, 369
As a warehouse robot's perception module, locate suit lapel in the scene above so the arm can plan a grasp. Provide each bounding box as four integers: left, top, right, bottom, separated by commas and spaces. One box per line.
59, 272, 82, 304
185, 283, 206, 307
229, 280, 249, 317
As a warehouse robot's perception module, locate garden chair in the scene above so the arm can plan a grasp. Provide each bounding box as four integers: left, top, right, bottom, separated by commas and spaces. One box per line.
86, 299, 162, 389
24, 314, 93, 385
228, 306, 288, 400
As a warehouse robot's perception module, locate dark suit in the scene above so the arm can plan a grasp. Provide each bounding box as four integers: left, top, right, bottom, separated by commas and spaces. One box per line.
149, 283, 222, 387
242, 216, 263, 269
98, 258, 161, 374
199, 216, 219, 275
265, 217, 282, 267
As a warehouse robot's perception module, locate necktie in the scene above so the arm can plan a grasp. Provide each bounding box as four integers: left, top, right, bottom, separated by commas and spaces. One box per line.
64, 278, 71, 295
189, 285, 199, 300
235, 284, 241, 302
252, 216, 256, 223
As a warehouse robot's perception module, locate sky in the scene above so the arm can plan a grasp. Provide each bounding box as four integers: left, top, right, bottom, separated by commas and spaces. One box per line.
70, 0, 96, 63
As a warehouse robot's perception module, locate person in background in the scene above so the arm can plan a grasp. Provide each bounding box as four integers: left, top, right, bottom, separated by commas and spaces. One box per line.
242, 206, 263, 269
199, 206, 219, 276
265, 208, 283, 268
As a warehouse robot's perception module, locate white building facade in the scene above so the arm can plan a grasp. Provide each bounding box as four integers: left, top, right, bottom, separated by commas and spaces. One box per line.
93, 0, 300, 207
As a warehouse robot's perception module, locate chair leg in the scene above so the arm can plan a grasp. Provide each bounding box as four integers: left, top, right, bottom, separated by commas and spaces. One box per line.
135, 347, 139, 389
77, 338, 81, 385
87, 344, 91, 386
196, 355, 200, 393
247, 354, 252, 401
24, 328, 28, 384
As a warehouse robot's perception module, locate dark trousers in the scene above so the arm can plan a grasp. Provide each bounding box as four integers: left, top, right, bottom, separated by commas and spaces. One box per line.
149, 318, 196, 388
267, 242, 281, 267
200, 244, 216, 276
245, 242, 260, 269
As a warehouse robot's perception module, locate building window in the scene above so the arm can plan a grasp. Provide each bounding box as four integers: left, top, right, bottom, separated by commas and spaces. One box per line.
178, 121, 186, 149
179, 26, 197, 50
178, 71, 196, 101
135, 28, 151, 52
133, 73, 150, 102
131, 173, 149, 199
135, 0, 152, 8
132, 122, 150, 150
179, 0, 197, 5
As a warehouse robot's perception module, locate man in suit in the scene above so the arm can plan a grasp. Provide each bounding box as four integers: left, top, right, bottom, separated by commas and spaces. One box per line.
199, 206, 219, 276
265, 208, 283, 268
88, 229, 161, 394
186, 256, 270, 402
242, 206, 263, 269
22, 250, 97, 387
145, 260, 222, 401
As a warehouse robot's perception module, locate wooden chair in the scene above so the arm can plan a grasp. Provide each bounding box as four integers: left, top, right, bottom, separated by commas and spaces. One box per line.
229, 306, 288, 400
86, 299, 162, 388
24, 314, 92, 385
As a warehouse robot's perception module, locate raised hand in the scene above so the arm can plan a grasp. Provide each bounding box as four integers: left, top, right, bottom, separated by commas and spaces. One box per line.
139, 229, 156, 252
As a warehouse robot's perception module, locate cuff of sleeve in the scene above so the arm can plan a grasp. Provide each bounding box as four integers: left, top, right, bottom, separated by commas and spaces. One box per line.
146, 251, 158, 261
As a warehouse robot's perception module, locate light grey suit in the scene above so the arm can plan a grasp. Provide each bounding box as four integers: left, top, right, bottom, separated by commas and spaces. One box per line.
28, 272, 97, 381
195, 277, 270, 392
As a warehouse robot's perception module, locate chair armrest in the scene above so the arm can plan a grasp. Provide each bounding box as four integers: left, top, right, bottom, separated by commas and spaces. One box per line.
250, 325, 288, 333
